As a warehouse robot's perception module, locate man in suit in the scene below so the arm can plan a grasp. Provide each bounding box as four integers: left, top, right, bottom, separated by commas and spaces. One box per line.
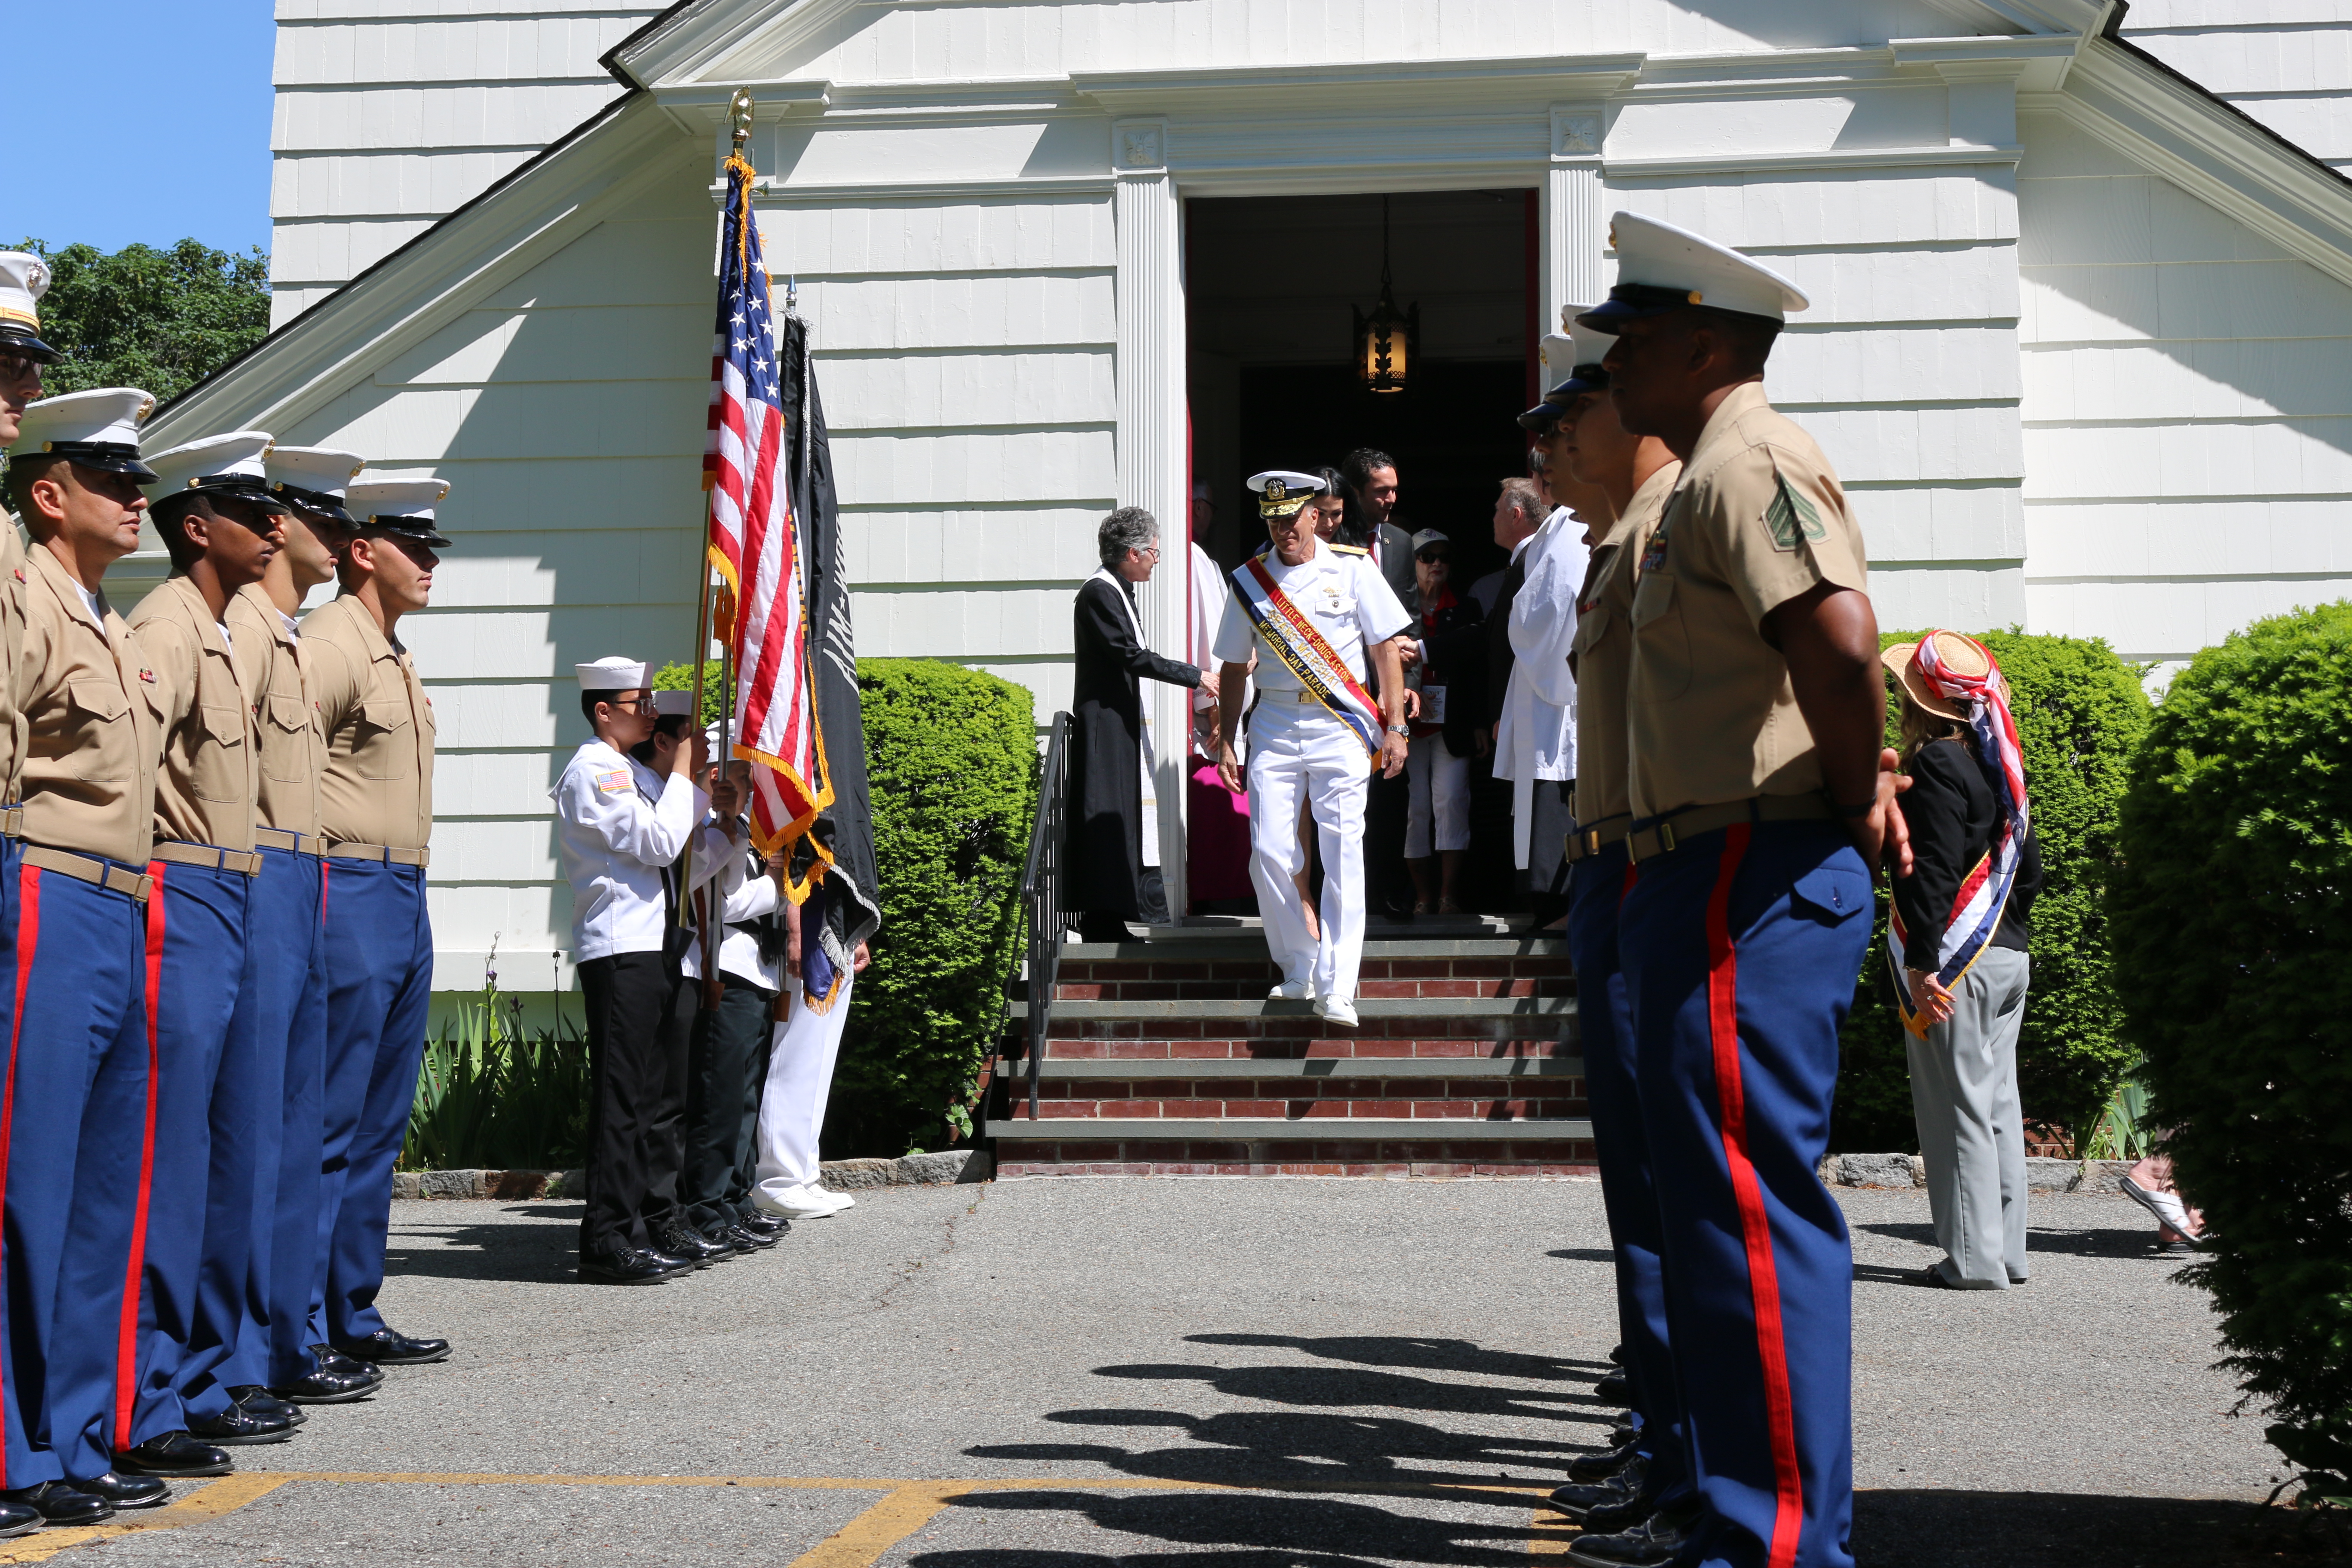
1067, 507, 1214, 943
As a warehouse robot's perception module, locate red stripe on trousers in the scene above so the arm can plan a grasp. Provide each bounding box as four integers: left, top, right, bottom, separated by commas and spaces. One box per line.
115, 867, 165, 1451
0, 866, 39, 1486
1703, 823, 1803, 1568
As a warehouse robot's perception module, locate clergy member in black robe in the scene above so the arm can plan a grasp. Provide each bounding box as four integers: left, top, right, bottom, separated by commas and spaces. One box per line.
1069, 506, 1213, 943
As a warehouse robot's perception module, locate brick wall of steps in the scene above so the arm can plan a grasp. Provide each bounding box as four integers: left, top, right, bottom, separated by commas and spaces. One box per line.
986, 922, 1590, 1178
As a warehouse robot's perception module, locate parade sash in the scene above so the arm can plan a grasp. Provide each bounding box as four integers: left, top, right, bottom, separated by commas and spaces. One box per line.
1234, 555, 1382, 757
1885, 631, 2030, 1039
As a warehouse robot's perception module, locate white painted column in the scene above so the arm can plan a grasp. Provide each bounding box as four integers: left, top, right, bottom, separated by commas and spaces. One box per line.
1541, 105, 1609, 334
1112, 118, 1192, 919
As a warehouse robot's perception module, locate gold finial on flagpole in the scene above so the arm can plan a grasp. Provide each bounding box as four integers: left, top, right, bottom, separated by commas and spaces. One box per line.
729, 87, 755, 155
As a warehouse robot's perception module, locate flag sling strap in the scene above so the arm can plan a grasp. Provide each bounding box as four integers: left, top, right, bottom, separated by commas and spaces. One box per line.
1234, 556, 1382, 757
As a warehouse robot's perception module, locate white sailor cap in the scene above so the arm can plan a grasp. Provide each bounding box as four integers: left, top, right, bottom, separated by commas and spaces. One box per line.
6, 387, 158, 479
1518, 312, 1619, 429
266, 446, 365, 524
576, 656, 649, 692
652, 689, 696, 718
1246, 469, 1328, 520
346, 478, 452, 548
143, 432, 292, 516
0, 253, 59, 365
1578, 211, 1809, 333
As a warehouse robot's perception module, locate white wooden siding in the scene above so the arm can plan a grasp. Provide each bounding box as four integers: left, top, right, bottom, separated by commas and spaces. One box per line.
1608, 162, 2027, 635
2018, 111, 2352, 665
269, 0, 662, 324
2123, 2, 2352, 169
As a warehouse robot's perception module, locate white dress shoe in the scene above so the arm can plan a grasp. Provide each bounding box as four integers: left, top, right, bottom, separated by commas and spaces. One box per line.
755, 1185, 852, 1220
1268, 979, 1317, 1001
1314, 996, 1360, 1028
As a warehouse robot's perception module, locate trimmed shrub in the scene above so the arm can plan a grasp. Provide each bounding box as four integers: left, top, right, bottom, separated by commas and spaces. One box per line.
651, 658, 727, 728
2111, 603, 2352, 1496
1834, 630, 2150, 1151
829, 659, 1037, 1155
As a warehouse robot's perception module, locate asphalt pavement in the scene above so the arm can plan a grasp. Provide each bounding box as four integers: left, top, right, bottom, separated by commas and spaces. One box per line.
20, 1178, 2277, 1568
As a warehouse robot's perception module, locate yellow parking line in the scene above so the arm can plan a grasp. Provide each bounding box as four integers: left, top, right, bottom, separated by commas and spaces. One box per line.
4, 1468, 1564, 1564
1527, 1500, 1579, 1559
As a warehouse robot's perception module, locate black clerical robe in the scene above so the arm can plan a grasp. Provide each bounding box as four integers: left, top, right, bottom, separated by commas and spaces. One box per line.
1068, 569, 1201, 919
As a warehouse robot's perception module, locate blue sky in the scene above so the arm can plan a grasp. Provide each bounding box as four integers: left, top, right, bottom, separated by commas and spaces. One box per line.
15, 0, 276, 257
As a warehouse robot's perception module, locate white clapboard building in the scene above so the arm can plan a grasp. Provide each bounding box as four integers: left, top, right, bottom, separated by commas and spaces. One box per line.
142, 0, 2352, 996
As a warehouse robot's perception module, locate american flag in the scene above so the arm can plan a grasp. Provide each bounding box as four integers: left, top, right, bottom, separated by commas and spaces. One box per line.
704, 153, 830, 867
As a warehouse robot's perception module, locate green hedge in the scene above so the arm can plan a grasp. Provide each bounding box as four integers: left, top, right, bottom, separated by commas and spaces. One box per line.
1834, 630, 2150, 1151
830, 659, 1036, 1155
2111, 604, 2352, 1497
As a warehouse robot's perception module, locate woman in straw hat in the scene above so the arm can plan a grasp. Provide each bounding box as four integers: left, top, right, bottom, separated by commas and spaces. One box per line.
1881, 631, 2045, 1289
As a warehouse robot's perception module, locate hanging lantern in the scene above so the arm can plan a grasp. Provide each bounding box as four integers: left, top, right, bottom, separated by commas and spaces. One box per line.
1354, 196, 1417, 395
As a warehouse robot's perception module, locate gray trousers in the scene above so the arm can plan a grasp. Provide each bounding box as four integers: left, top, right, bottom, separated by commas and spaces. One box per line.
1906, 945, 2031, 1288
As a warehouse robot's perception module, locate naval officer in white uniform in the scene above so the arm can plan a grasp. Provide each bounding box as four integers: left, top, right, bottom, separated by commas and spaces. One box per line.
1213, 470, 1410, 1028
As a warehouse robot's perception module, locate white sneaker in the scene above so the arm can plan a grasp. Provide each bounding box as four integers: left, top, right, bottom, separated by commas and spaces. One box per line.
824, 1188, 855, 1211
1314, 995, 1360, 1028
755, 1185, 851, 1220
1268, 978, 1317, 1001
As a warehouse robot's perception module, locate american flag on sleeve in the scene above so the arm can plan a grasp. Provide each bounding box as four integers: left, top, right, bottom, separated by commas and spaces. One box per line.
704, 150, 832, 885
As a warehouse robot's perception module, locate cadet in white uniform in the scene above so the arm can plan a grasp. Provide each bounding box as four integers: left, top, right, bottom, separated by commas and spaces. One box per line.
1212, 471, 1410, 1027
551, 660, 706, 1286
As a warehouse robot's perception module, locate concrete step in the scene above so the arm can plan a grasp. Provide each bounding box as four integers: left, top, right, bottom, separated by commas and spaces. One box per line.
1033, 1055, 1584, 1078
1011, 996, 1576, 1021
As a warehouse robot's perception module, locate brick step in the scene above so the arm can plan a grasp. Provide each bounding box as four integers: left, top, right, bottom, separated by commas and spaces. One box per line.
1034, 1055, 1583, 1078
1009, 1089, 1587, 1122
1039, 936, 1573, 998
1015, 996, 1575, 1023
989, 1129, 1599, 1179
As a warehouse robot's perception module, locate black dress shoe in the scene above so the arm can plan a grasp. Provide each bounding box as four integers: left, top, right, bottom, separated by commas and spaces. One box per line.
113, 1432, 232, 1478
1565, 1437, 1641, 1484
1, 1482, 111, 1526
1565, 1499, 1700, 1567
75, 1471, 168, 1510
720, 1220, 776, 1251
187, 1405, 295, 1445
1592, 1366, 1631, 1404
270, 1363, 376, 1405
1608, 1344, 1626, 1366
579, 1246, 689, 1286
334, 1329, 451, 1366
737, 1210, 790, 1238
1608, 1417, 1636, 1450
1545, 1456, 1645, 1519
231, 1386, 305, 1425
0, 1497, 37, 1536
313, 1345, 384, 1384
656, 1224, 726, 1267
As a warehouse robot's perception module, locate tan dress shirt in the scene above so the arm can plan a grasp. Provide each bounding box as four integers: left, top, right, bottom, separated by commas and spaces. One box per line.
227, 584, 325, 840
304, 594, 435, 852
15, 545, 162, 865
1626, 382, 1869, 821
0, 522, 28, 805
1570, 460, 1681, 834
129, 575, 258, 852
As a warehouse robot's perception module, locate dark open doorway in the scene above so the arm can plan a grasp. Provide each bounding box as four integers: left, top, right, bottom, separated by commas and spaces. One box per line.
1185, 189, 1534, 587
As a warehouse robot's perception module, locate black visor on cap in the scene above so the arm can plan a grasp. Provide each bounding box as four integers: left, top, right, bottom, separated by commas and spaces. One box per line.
363, 514, 452, 549
39, 441, 157, 482
0, 325, 61, 366
184, 475, 293, 516
269, 481, 355, 526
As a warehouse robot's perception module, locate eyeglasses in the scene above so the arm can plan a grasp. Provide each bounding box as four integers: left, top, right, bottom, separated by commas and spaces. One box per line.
606, 697, 655, 714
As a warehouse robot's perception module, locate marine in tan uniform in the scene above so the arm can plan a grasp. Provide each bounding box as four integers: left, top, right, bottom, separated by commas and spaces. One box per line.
303, 478, 450, 1372
229, 447, 381, 1409
0, 389, 177, 1522
1529, 330, 1694, 1534
119, 433, 294, 1473
1560, 213, 1910, 1568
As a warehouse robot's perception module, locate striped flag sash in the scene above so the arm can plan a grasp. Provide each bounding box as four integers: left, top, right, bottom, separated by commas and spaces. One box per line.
1233, 556, 1382, 757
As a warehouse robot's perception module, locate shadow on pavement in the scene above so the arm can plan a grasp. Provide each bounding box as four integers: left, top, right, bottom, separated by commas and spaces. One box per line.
1185, 1332, 1604, 1381
1546, 1246, 1617, 1264
1852, 1489, 2283, 1568
1087, 1361, 1613, 1423
1854, 1218, 2182, 1264
383, 1218, 577, 1284
927, 1488, 1537, 1565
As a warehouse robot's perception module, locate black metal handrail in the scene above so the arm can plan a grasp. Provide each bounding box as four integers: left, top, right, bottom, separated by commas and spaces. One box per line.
1016, 713, 1072, 1121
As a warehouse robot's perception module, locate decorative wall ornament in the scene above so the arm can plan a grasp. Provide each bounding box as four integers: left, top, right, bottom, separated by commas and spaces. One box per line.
1114, 120, 1167, 172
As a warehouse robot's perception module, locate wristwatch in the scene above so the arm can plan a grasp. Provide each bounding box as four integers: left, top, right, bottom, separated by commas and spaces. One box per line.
1386, 722, 1410, 736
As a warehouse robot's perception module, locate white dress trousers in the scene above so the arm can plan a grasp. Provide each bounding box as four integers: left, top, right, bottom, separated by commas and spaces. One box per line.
1245, 697, 1372, 1002
752, 966, 858, 1200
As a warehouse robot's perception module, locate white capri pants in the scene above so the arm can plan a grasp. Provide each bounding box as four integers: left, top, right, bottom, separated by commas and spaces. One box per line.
1404, 738, 1471, 857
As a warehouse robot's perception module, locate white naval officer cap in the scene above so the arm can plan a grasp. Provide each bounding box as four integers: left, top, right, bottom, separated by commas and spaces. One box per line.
576, 656, 649, 692
1246, 470, 1328, 519
143, 432, 293, 518
347, 477, 452, 548
652, 689, 696, 717
6, 387, 158, 479
0, 252, 59, 365
1577, 211, 1809, 333
266, 445, 365, 525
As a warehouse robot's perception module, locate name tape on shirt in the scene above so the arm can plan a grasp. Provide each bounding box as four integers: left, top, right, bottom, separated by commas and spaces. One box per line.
595, 767, 633, 794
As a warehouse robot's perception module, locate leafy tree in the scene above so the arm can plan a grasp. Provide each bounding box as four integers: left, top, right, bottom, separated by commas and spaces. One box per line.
11, 238, 270, 405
